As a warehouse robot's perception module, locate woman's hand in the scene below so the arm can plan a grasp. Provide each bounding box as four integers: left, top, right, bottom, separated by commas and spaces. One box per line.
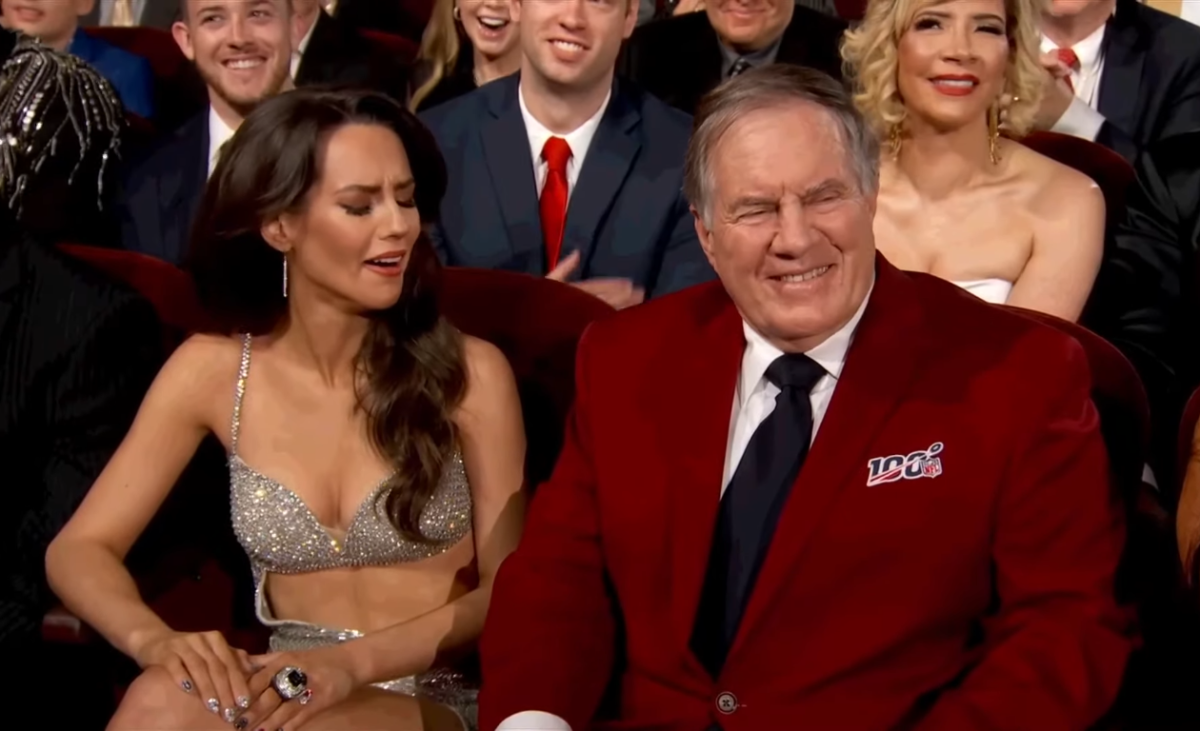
236, 646, 358, 731
134, 630, 255, 721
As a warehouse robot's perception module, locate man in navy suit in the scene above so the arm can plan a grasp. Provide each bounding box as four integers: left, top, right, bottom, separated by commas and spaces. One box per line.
1, 0, 154, 118
420, 0, 714, 308
118, 0, 291, 266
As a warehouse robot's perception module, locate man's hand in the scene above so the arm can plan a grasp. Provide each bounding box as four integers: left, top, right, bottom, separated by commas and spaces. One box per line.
1031, 53, 1076, 131
545, 250, 645, 309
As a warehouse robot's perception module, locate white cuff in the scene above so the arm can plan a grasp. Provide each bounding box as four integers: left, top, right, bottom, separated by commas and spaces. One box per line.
1049, 95, 1106, 142
495, 711, 573, 730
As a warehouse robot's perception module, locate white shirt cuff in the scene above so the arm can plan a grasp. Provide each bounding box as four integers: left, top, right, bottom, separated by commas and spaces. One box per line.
1049, 95, 1106, 142
495, 711, 573, 730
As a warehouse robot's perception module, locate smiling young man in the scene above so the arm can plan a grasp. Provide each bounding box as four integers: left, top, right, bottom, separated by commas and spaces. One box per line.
117, 0, 292, 265
420, 0, 714, 308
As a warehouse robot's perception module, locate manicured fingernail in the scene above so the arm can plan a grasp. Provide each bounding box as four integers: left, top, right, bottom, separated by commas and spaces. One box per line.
237, 696, 250, 709
181, 679, 193, 692
235, 718, 248, 730
206, 698, 220, 713
223, 708, 237, 723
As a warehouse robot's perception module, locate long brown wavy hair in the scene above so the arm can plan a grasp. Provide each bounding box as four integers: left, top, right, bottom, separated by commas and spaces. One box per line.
188, 88, 467, 543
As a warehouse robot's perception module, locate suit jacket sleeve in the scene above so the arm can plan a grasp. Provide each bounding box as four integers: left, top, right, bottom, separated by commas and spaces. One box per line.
3, 290, 161, 643
1096, 54, 1200, 162
915, 337, 1132, 730
478, 325, 618, 731
1088, 142, 1190, 439
647, 192, 714, 298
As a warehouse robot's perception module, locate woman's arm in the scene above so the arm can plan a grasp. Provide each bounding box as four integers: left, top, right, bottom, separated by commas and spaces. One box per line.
329, 336, 527, 684
1178, 418, 1200, 582
1008, 166, 1106, 322
45, 335, 228, 661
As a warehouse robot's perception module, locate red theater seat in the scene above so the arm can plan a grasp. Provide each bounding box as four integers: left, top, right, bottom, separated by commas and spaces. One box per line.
83, 26, 207, 132
1018, 131, 1136, 227
440, 267, 615, 486
360, 29, 419, 64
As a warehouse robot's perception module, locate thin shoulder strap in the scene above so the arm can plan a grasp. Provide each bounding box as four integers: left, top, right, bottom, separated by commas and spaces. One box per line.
229, 333, 252, 455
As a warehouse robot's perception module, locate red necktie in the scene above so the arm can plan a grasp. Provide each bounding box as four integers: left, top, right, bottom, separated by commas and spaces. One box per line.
539, 136, 572, 270
1054, 47, 1079, 92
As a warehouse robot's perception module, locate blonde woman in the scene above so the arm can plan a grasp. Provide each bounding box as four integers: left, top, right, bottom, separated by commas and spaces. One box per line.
410, 0, 520, 112
842, 0, 1104, 321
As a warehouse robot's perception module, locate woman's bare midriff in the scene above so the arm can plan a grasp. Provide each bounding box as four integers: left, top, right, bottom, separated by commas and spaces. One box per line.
263, 533, 477, 632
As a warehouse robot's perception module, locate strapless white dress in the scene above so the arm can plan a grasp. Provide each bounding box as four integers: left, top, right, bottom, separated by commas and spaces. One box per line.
953, 278, 1014, 304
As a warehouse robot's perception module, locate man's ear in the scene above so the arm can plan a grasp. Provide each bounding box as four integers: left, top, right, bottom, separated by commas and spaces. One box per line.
171, 20, 195, 61
76, 0, 98, 19
691, 205, 719, 271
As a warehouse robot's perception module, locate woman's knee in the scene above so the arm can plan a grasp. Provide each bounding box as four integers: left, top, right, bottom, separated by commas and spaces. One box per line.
108, 667, 223, 731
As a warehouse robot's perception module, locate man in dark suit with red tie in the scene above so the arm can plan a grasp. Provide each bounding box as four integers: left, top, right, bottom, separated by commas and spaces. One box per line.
420, 0, 714, 309
480, 65, 1132, 731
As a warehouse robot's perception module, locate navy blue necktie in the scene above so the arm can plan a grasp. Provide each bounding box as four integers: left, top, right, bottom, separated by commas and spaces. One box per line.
691, 353, 826, 678
728, 57, 752, 78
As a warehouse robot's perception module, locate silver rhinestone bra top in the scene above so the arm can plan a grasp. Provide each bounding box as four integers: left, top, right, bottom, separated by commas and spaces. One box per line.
228, 335, 473, 576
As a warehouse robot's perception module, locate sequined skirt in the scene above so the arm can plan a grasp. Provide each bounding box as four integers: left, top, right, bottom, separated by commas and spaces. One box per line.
267, 620, 479, 731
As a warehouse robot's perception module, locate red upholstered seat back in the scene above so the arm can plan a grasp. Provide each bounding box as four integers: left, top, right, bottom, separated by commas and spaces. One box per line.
57, 244, 207, 345
360, 28, 419, 63
440, 267, 615, 487
1018, 131, 1136, 227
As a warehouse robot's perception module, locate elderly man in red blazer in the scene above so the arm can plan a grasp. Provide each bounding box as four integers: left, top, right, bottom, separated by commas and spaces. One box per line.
480, 65, 1133, 731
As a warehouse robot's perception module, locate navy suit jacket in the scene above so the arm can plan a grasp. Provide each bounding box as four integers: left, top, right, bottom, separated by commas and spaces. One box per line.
69, 28, 154, 119
420, 75, 715, 298
117, 112, 208, 265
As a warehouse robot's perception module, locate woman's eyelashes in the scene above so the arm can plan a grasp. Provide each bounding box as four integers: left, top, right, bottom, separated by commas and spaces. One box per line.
340, 198, 416, 216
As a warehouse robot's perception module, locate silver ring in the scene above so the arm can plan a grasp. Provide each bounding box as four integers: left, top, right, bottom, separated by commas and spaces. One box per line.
271, 666, 308, 700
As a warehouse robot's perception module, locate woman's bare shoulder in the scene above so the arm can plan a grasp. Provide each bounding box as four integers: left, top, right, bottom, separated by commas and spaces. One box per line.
456, 335, 519, 422
1008, 143, 1104, 217
154, 333, 246, 422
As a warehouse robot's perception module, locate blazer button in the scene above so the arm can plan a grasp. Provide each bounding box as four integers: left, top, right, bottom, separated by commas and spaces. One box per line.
716, 691, 738, 714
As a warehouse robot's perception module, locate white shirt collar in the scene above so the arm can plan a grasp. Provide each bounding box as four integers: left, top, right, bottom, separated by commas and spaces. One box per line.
736, 281, 874, 409
207, 106, 238, 177
518, 82, 610, 179
291, 12, 320, 78
1040, 11, 1110, 71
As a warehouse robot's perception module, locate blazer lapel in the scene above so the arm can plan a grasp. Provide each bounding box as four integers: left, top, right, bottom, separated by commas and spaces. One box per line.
563, 85, 641, 273
730, 258, 926, 650
661, 287, 744, 677
1096, 6, 1144, 136
479, 79, 544, 275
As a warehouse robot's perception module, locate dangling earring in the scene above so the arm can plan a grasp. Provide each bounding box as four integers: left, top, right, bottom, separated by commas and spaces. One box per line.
888, 123, 902, 159
282, 254, 288, 298
987, 104, 1001, 165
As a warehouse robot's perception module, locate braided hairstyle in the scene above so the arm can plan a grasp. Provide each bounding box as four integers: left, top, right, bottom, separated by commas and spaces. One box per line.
0, 30, 126, 241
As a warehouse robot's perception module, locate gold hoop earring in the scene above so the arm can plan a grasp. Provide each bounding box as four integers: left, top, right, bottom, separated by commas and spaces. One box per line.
282, 255, 288, 299
888, 123, 902, 159
987, 104, 1000, 165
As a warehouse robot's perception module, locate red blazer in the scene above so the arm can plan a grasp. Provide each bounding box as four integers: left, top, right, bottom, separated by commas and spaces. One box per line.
480, 259, 1132, 731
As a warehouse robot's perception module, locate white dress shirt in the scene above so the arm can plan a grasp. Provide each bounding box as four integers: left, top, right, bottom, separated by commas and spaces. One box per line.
497, 286, 873, 731
1042, 19, 1108, 142
518, 84, 610, 199
98, 0, 147, 25
207, 106, 237, 178
290, 13, 319, 79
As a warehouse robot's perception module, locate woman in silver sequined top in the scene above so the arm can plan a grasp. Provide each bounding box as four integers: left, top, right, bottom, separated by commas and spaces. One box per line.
47, 88, 527, 731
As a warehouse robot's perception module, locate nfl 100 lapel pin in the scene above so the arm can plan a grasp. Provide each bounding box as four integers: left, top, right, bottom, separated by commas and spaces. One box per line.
866, 442, 944, 487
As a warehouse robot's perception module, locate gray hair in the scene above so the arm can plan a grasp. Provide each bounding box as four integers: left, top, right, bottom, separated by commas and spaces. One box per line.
683, 64, 880, 227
